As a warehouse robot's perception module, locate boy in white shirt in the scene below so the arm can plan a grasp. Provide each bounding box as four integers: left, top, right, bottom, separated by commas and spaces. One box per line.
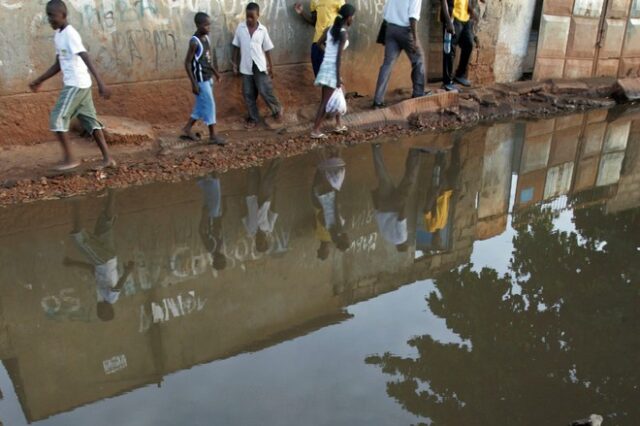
232, 2, 283, 128
29, 0, 114, 171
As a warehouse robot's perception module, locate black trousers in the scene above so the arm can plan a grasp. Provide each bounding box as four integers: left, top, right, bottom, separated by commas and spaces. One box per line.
443, 19, 473, 85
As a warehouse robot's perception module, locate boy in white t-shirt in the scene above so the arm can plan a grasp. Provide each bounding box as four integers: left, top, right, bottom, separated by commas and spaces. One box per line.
29, 0, 114, 171
64, 190, 134, 322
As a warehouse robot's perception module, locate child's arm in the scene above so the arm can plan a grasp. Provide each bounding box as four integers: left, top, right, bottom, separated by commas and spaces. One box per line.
78, 52, 111, 99
184, 39, 201, 95
29, 58, 61, 92
293, 2, 317, 26
63, 257, 94, 272
265, 50, 275, 78
232, 46, 240, 76
317, 28, 328, 51
114, 261, 135, 291
336, 31, 348, 87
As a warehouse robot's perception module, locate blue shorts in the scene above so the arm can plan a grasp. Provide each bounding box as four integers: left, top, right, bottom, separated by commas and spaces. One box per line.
191, 80, 216, 126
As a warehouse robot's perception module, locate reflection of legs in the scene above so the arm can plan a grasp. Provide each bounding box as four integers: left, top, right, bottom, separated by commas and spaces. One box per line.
394, 149, 421, 218
94, 190, 116, 235
372, 145, 396, 200
259, 159, 281, 205
247, 167, 261, 197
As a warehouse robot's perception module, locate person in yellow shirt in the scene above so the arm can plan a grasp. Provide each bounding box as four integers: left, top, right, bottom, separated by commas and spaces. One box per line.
294, 0, 345, 76
440, 0, 480, 91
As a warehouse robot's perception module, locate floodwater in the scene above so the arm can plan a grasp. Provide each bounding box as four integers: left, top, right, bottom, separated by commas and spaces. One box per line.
1, 108, 639, 426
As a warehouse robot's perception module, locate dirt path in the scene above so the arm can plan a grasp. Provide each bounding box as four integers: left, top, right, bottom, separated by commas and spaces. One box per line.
0, 77, 631, 206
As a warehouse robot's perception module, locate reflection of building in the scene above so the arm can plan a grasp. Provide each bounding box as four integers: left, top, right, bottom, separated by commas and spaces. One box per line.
0, 111, 638, 424
514, 109, 640, 219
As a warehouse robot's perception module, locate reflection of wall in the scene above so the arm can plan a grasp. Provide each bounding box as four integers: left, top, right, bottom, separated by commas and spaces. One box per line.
515, 110, 640, 213
0, 143, 438, 422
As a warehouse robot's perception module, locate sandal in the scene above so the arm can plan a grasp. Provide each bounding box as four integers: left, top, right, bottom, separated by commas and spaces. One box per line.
52, 161, 81, 172
209, 136, 227, 146
310, 132, 328, 139
179, 132, 201, 141
333, 125, 348, 134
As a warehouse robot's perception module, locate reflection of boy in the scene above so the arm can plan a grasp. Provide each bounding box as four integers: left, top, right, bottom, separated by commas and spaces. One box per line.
242, 160, 281, 253
312, 156, 350, 259
198, 174, 227, 271
64, 191, 134, 322
372, 145, 421, 252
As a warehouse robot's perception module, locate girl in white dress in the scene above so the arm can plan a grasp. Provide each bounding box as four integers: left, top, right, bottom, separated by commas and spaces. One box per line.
311, 4, 356, 139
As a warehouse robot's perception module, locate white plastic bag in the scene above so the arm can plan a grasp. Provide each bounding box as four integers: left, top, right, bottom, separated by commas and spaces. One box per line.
326, 88, 347, 116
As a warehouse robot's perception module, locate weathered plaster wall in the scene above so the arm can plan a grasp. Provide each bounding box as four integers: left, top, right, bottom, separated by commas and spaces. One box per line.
1, 0, 431, 145
494, 0, 537, 82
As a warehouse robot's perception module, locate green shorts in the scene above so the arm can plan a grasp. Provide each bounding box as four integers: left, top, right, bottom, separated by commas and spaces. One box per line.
50, 86, 103, 133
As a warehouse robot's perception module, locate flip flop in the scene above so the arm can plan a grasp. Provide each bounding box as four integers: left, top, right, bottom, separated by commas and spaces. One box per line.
93, 159, 118, 171
52, 161, 81, 172
179, 132, 201, 141
333, 125, 348, 134
209, 136, 227, 146
310, 132, 328, 139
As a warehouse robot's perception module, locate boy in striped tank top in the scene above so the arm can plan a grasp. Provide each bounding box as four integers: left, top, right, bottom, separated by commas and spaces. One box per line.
182, 12, 226, 145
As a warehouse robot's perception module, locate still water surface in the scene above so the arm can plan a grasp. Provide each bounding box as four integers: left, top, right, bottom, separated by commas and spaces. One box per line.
1, 109, 639, 425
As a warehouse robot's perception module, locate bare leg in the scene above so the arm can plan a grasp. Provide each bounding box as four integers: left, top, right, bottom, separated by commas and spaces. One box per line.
312, 86, 334, 134
54, 131, 80, 170
182, 118, 200, 140
93, 129, 116, 169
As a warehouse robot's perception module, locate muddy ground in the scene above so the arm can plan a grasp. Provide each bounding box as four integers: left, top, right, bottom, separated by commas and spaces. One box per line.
0, 77, 634, 206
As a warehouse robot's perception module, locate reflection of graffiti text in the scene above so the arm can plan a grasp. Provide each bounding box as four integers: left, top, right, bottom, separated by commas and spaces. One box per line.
350, 232, 378, 253
103, 354, 128, 374
41, 288, 90, 321
138, 290, 207, 333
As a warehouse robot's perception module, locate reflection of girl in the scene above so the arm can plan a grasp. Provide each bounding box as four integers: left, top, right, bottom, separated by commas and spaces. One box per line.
312, 148, 350, 259
311, 4, 356, 139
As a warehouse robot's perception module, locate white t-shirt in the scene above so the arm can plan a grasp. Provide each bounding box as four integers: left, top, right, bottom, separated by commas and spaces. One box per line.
242, 195, 278, 236
95, 257, 121, 304
232, 22, 275, 75
54, 25, 92, 88
375, 212, 408, 245
384, 0, 422, 27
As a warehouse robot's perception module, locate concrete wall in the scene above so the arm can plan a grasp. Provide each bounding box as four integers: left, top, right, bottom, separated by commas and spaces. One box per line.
0, 0, 540, 146
494, 0, 537, 82
0, 0, 427, 145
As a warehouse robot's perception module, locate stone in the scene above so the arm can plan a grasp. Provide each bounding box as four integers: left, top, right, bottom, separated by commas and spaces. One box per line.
100, 116, 156, 145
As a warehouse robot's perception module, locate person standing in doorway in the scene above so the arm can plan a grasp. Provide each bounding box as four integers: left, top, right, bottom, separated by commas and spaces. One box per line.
373, 0, 426, 108
293, 0, 345, 77
440, 0, 477, 91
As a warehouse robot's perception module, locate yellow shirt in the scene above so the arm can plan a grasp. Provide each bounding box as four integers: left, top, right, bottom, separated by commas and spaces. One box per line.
424, 190, 453, 233
310, 0, 345, 43
315, 209, 332, 242
453, 0, 470, 23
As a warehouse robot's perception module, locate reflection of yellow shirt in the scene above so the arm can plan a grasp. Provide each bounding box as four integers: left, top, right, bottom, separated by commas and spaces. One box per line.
315, 209, 332, 242
453, 0, 470, 22
311, 0, 345, 43
424, 190, 453, 232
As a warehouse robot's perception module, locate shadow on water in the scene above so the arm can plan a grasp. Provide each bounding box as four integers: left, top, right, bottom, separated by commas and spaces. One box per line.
0, 107, 639, 425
